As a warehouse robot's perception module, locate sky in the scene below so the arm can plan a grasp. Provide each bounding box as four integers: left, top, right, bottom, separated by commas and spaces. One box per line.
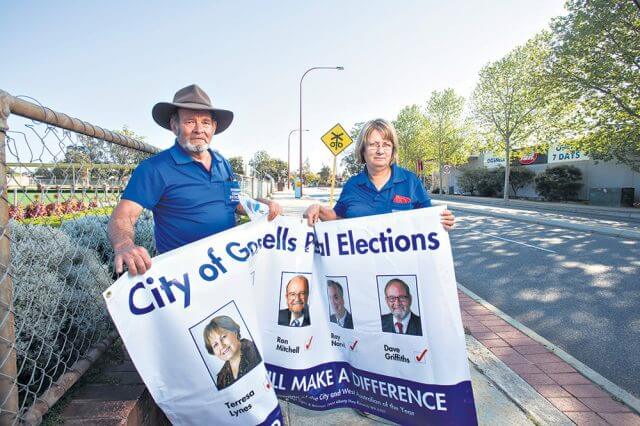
2, 0, 567, 173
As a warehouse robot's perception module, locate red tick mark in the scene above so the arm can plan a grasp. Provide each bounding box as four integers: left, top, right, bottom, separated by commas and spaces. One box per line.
305, 336, 313, 350
416, 349, 428, 362
350, 340, 359, 350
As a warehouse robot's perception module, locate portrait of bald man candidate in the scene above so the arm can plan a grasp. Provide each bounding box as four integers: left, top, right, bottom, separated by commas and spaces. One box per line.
327, 280, 353, 329
278, 275, 311, 327
380, 278, 422, 336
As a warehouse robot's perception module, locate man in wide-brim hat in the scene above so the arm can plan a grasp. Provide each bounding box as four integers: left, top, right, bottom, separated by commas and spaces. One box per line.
108, 84, 282, 275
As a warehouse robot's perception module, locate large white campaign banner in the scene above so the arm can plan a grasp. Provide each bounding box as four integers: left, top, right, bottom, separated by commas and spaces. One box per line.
104, 218, 283, 425
105, 206, 477, 425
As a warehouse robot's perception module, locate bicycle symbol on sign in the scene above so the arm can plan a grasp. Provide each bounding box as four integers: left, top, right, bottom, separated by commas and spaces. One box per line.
330, 132, 344, 149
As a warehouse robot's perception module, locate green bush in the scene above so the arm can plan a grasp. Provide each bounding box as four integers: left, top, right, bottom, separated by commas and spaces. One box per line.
458, 169, 482, 194
495, 166, 536, 198
534, 165, 583, 201
459, 168, 502, 197
10, 211, 156, 405
10, 221, 113, 401
60, 210, 156, 268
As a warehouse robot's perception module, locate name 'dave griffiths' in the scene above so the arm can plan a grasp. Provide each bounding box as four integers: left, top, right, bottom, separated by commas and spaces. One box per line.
128, 226, 301, 316
311, 228, 440, 257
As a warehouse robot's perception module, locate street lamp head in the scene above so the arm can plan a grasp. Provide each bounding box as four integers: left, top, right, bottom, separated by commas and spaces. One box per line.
336, 66, 344, 70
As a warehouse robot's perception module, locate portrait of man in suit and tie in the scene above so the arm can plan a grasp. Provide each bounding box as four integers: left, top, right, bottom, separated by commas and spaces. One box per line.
380, 278, 422, 336
327, 280, 353, 329
278, 275, 311, 327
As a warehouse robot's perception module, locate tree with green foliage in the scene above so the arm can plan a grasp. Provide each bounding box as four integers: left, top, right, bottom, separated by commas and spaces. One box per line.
423, 89, 473, 194
472, 33, 554, 202
394, 105, 426, 173
249, 151, 288, 181
228, 156, 245, 176
534, 165, 582, 201
549, 0, 640, 171
111, 127, 149, 166
318, 164, 331, 186
340, 122, 365, 179
496, 166, 536, 198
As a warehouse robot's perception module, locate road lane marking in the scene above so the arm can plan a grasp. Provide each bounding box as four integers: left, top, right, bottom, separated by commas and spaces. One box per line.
465, 229, 557, 253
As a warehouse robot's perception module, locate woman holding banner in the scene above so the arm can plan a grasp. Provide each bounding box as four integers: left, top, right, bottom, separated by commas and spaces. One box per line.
305, 118, 455, 421
304, 118, 455, 229
203, 315, 262, 390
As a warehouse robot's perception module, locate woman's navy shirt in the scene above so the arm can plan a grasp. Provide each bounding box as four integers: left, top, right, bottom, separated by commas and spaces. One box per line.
333, 164, 432, 219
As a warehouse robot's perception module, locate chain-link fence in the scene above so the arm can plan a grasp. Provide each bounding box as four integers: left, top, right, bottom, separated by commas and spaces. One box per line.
0, 90, 160, 425
239, 175, 274, 200
0, 89, 274, 424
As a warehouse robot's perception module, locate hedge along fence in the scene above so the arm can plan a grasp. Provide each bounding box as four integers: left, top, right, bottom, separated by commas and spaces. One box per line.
0, 89, 160, 424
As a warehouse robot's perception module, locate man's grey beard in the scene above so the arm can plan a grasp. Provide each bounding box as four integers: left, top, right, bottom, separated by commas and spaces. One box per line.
178, 139, 209, 153
176, 129, 210, 153
392, 308, 410, 321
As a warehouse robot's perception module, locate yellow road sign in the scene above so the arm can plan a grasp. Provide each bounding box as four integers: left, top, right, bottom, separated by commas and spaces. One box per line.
321, 123, 353, 156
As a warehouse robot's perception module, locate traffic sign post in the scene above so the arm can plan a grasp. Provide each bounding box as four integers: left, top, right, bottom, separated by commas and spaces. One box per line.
320, 123, 352, 206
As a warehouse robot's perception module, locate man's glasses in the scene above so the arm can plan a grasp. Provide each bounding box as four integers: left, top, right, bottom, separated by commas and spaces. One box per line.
386, 296, 410, 304
287, 291, 308, 299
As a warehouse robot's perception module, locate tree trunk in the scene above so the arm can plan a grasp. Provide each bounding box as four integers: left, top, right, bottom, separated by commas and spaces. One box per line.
439, 163, 444, 195
503, 138, 511, 203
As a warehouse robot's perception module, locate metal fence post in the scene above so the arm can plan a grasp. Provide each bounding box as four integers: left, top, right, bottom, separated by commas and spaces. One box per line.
0, 91, 18, 425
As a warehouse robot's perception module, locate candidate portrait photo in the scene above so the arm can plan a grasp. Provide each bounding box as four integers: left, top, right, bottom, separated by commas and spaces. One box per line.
278, 273, 311, 327
190, 302, 262, 391
377, 276, 423, 336
326, 278, 354, 329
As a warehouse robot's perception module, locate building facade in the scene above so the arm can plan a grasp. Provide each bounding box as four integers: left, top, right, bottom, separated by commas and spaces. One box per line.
442, 144, 640, 204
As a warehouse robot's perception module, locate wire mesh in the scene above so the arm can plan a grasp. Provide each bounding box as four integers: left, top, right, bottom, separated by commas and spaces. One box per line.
0, 113, 156, 423
0, 93, 273, 423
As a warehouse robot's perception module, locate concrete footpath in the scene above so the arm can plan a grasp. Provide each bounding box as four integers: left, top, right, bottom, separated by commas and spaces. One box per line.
60, 189, 640, 425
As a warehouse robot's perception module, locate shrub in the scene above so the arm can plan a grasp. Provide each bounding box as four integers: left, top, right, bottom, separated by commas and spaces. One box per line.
21, 207, 114, 227
9, 205, 25, 220
60, 210, 156, 268
534, 165, 583, 201
495, 166, 536, 198
25, 202, 47, 218
459, 168, 502, 197
458, 169, 483, 194
10, 210, 156, 402
10, 221, 113, 399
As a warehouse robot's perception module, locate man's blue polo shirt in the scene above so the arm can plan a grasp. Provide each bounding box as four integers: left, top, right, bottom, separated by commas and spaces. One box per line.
122, 142, 239, 254
333, 164, 432, 219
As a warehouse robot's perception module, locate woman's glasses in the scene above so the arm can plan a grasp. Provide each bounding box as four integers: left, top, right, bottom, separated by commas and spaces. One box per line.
366, 142, 393, 152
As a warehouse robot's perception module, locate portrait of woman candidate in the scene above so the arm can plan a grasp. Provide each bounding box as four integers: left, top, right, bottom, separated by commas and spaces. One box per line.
304, 118, 455, 228
203, 315, 262, 390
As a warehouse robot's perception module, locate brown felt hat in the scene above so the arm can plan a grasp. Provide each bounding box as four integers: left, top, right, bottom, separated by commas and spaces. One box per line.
152, 84, 234, 134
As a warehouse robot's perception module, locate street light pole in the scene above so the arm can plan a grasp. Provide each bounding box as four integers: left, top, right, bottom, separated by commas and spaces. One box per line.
299, 66, 343, 195
288, 129, 308, 189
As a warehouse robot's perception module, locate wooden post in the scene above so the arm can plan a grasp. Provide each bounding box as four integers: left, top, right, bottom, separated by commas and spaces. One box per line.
0, 90, 19, 425
329, 154, 337, 207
